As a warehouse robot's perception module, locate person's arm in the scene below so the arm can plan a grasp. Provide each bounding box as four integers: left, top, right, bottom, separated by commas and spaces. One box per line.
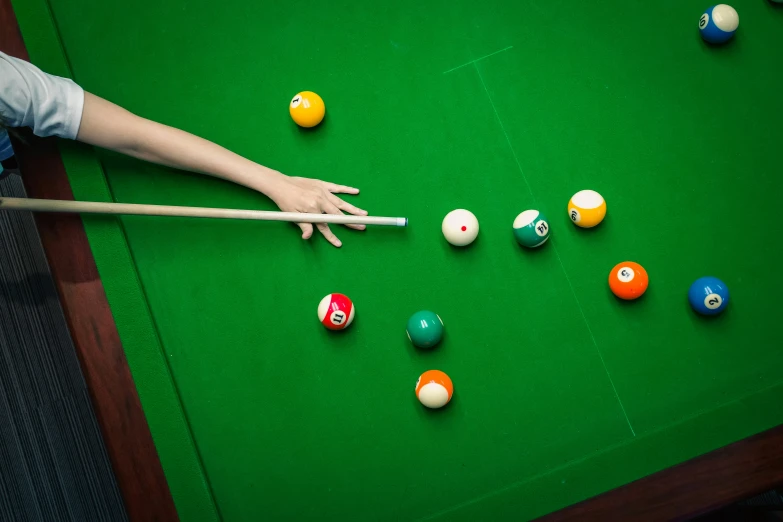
77, 92, 366, 247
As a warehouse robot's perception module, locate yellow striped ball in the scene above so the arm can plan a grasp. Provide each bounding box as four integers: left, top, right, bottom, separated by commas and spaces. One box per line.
567, 190, 606, 228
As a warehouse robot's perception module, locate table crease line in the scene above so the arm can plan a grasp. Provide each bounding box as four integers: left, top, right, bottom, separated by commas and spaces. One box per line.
473, 62, 635, 437
442, 45, 513, 74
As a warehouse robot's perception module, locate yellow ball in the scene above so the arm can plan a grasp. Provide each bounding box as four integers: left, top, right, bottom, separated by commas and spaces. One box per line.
568, 190, 606, 228
289, 91, 325, 128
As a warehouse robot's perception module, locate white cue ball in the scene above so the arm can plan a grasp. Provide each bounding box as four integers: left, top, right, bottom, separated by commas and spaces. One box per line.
441, 209, 479, 246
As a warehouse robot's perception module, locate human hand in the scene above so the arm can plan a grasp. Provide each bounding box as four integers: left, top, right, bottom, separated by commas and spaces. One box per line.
266, 175, 368, 247
75, 94, 367, 245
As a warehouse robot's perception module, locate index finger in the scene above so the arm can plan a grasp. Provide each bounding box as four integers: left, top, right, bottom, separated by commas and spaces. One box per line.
328, 193, 367, 216
324, 182, 360, 195
316, 222, 342, 248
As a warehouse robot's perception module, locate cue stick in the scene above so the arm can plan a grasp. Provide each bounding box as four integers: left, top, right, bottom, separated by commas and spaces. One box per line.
0, 197, 408, 227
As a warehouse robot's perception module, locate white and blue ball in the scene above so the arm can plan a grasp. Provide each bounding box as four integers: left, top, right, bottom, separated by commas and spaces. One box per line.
699, 5, 739, 44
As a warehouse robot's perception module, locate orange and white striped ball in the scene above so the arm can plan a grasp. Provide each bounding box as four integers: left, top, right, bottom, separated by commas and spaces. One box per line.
567, 190, 606, 228
415, 370, 453, 409
317, 293, 355, 330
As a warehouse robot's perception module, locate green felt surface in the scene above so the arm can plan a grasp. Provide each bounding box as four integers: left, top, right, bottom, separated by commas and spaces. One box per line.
11, 0, 783, 520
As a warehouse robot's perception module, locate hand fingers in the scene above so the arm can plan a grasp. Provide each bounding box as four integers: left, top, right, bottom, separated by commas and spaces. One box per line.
297, 222, 313, 240
327, 193, 368, 217
316, 222, 342, 247
323, 182, 360, 195
316, 201, 347, 246
320, 201, 364, 231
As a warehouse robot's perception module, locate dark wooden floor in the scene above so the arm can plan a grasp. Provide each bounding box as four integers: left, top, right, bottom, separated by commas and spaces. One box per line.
0, 172, 127, 522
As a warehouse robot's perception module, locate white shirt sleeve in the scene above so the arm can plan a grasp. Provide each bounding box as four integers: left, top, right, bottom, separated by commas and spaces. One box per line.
0, 51, 84, 139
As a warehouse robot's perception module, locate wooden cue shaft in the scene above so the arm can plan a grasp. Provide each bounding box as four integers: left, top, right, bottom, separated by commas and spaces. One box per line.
0, 197, 408, 227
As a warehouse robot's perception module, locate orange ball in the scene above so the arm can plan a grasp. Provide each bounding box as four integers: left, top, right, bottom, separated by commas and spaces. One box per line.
289, 91, 325, 128
609, 261, 649, 300
415, 370, 453, 409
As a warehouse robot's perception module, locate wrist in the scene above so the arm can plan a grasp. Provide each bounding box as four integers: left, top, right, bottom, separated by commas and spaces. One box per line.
242, 165, 286, 197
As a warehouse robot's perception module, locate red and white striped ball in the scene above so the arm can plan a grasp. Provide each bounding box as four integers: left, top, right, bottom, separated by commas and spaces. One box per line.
317, 293, 355, 330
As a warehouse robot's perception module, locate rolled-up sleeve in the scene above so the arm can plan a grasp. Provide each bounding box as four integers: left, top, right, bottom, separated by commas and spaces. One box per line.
0, 51, 84, 139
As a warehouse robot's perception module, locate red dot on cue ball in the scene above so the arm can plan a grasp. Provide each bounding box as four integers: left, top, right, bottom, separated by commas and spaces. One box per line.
461, 226, 467, 231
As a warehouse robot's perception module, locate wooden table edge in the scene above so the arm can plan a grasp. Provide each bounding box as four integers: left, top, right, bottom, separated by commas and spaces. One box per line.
537, 423, 783, 521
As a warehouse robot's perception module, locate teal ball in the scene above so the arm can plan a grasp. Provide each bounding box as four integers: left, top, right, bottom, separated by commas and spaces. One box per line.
513, 210, 550, 248
406, 311, 444, 349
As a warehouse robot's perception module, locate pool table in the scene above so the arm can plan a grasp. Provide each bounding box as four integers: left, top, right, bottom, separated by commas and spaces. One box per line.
3, 0, 783, 520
